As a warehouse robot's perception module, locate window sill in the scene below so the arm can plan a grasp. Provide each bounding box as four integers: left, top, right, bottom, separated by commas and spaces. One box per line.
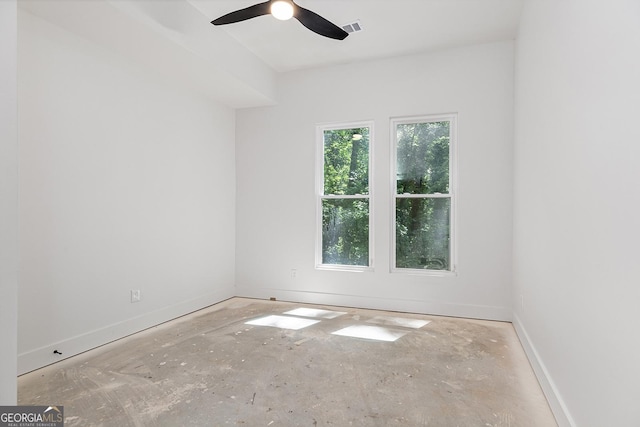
316, 264, 373, 273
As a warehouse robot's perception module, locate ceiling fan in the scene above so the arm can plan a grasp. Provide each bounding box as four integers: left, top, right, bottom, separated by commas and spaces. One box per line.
211, 0, 349, 40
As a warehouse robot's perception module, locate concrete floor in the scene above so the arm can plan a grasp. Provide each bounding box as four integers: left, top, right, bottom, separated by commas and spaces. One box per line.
19, 298, 557, 426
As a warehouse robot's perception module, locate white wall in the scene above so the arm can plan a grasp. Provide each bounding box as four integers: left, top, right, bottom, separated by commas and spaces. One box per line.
513, 1, 640, 426
236, 42, 515, 320
18, 11, 236, 374
0, 0, 18, 405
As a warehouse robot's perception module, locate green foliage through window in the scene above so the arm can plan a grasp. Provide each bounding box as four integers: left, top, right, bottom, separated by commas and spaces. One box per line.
396, 198, 450, 270
395, 119, 452, 271
320, 126, 370, 267
396, 122, 449, 195
324, 128, 369, 195
322, 199, 369, 265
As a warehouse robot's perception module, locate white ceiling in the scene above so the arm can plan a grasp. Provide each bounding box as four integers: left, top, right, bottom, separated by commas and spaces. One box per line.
19, 0, 524, 107
188, 0, 524, 72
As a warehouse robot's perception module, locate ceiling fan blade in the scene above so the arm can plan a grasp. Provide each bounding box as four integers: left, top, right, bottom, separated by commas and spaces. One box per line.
211, 1, 271, 26
293, 4, 349, 40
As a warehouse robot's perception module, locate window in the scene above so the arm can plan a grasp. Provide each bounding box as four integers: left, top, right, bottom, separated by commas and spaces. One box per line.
316, 122, 373, 269
391, 115, 456, 273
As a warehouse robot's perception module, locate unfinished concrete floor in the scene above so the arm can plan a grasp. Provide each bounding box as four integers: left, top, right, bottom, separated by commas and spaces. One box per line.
19, 298, 557, 426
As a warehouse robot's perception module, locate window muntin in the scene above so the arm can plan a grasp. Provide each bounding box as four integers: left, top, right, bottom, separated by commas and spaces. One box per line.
392, 116, 456, 273
317, 123, 373, 269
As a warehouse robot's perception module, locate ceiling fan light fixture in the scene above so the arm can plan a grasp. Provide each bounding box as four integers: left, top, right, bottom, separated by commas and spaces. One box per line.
270, 0, 294, 21
211, 0, 348, 40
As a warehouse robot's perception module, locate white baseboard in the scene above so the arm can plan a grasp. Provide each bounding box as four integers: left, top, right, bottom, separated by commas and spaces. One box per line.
236, 286, 512, 322
18, 288, 234, 375
512, 314, 576, 427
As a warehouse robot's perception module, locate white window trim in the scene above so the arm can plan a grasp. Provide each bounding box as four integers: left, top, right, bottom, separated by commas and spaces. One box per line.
315, 121, 375, 271
390, 113, 458, 276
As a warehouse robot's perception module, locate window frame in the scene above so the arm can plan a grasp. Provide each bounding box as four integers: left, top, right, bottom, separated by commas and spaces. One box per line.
315, 121, 374, 271
390, 114, 457, 276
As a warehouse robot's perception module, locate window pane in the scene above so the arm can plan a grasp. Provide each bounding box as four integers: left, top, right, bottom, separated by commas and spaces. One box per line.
324, 127, 369, 195
396, 122, 449, 195
396, 197, 450, 270
322, 198, 369, 266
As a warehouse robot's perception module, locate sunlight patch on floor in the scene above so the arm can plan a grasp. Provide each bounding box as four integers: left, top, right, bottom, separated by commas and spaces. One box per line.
331, 325, 408, 342
245, 315, 320, 330
367, 316, 430, 329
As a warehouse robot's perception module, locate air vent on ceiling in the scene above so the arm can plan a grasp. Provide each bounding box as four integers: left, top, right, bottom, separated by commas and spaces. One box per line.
342, 20, 362, 34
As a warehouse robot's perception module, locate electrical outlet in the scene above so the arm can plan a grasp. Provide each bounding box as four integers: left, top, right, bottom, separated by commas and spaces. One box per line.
290, 269, 297, 278
131, 289, 141, 303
